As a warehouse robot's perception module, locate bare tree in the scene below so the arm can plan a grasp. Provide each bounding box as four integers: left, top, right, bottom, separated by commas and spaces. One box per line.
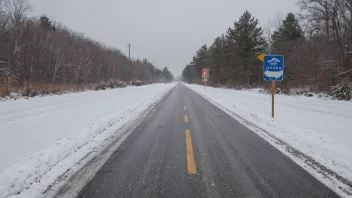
298, 0, 352, 83
0, 0, 167, 97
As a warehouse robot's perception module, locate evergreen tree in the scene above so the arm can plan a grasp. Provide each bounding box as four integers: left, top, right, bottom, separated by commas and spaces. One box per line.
225, 11, 267, 85
182, 65, 193, 83
40, 15, 52, 29
270, 13, 304, 86
155, 69, 163, 82
162, 67, 174, 82
271, 13, 304, 48
191, 45, 208, 80
209, 35, 226, 84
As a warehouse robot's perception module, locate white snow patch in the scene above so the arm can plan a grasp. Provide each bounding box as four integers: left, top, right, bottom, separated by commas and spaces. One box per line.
0, 83, 175, 198
185, 83, 352, 197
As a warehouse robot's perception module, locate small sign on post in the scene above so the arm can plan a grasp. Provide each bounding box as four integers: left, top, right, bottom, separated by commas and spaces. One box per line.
202, 68, 209, 91
263, 55, 284, 81
202, 68, 209, 78
257, 54, 285, 118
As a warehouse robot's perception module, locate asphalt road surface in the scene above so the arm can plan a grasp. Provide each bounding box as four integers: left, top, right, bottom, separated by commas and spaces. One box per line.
78, 84, 339, 198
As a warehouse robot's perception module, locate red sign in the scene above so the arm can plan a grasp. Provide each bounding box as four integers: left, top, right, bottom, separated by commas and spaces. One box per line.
202, 68, 209, 78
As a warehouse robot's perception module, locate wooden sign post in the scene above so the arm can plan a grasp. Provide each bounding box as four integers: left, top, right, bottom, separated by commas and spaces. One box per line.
272, 81, 275, 118
257, 53, 284, 118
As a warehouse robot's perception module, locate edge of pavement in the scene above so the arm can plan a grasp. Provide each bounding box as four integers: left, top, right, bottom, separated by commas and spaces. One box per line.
41, 85, 176, 198
183, 83, 352, 198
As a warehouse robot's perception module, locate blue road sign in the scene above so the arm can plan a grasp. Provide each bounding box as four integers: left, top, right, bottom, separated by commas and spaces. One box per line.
264, 55, 284, 81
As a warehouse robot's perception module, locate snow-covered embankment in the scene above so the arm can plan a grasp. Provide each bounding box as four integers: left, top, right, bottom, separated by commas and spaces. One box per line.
185, 84, 352, 196
0, 83, 175, 198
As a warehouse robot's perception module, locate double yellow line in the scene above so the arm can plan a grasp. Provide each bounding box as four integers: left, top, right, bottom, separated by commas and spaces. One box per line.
182, 93, 197, 174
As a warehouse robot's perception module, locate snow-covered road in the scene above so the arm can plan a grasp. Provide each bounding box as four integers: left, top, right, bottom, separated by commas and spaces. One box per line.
0, 83, 175, 197
1, 82, 351, 197
185, 84, 352, 192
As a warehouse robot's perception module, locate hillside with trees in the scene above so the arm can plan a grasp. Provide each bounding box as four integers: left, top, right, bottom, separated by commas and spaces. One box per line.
182, 1, 352, 100
0, 0, 173, 98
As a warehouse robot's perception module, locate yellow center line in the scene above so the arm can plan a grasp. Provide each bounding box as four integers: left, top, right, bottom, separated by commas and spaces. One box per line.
185, 129, 197, 174
184, 115, 188, 122
184, 106, 186, 111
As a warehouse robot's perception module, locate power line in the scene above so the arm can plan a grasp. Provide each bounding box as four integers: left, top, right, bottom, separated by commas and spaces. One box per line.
75, 0, 110, 33
75, 0, 131, 57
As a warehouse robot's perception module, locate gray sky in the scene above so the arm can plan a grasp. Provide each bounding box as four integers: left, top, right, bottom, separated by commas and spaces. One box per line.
28, 0, 299, 76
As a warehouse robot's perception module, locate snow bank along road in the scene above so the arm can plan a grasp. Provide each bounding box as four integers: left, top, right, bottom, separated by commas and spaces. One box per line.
186, 83, 352, 197
0, 83, 175, 198
77, 84, 339, 198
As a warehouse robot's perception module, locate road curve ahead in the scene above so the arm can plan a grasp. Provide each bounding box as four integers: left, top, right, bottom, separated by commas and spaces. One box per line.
77, 83, 339, 198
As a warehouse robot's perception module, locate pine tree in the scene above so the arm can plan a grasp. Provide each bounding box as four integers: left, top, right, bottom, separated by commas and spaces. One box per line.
162, 67, 173, 82
271, 13, 304, 48
209, 35, 226, 84
40, 15, 52, 29
191, 45, 208, 80
225, 11, 267, 85
271, 13, 304, 89
155, 69, 163, 82
182, 65, 193, 83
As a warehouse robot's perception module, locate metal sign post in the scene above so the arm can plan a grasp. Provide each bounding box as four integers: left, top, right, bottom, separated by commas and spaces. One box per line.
202, 68, 209, 91
257, 54, 284, 118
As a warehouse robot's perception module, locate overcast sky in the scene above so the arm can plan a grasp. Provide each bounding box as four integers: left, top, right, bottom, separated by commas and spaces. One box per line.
28, 0, 299, 76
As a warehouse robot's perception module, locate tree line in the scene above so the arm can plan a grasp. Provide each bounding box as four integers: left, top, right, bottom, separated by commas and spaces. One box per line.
0, 0, 173, 93
182, 0, 352, 93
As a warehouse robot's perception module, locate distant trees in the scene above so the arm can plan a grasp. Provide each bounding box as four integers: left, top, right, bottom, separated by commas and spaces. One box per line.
182, 11, 266, 87
182, 2, 352, 93
0, 0, 171, 95
181, 45, 208, 84
162, 67, 174, 82
182, 65, 193, 83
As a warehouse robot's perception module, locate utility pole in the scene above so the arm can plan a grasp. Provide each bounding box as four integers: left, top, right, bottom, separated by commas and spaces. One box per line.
127, 43, 133, 83
127, 43, 133, 60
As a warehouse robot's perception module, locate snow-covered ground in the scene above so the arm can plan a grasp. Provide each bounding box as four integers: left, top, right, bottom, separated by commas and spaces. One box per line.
185, 84, 352, 196
0, 83, 175, 198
